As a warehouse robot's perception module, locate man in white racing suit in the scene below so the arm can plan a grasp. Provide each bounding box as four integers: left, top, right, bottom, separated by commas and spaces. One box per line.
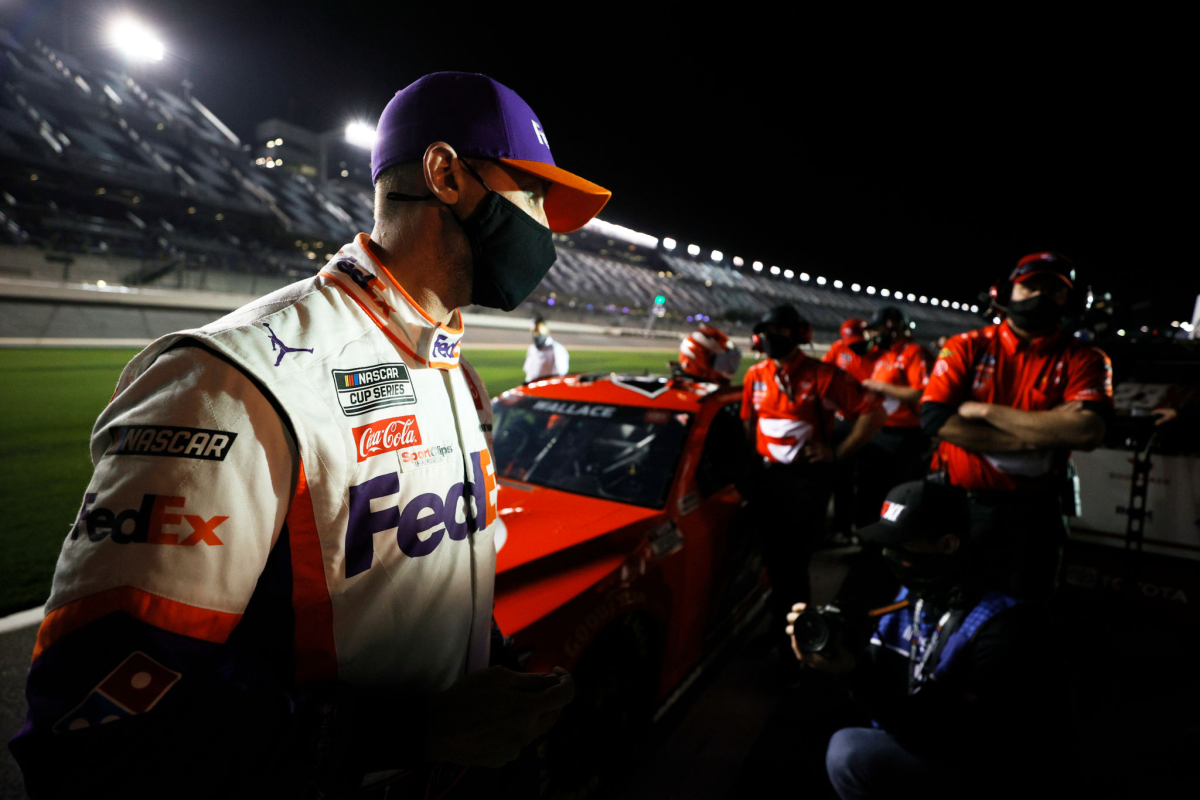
11, 71, 612, 798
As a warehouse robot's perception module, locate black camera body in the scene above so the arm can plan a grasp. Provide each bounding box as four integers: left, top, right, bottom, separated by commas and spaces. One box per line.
792, 604, 877, 655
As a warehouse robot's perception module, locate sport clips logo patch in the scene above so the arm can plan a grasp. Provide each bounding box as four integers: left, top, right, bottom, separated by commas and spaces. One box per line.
352, 416, 422, 462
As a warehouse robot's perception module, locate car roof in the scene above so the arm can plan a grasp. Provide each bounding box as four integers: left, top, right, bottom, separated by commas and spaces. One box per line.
501, 372, 742, 413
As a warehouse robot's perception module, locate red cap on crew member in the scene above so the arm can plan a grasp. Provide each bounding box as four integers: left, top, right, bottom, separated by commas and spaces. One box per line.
1010, 252, 1075, 289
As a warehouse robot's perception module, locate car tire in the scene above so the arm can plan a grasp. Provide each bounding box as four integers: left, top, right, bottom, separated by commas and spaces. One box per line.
538, 612, 660, 799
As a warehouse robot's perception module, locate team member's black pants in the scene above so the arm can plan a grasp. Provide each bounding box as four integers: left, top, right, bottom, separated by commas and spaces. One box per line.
967, 490, 1067, 602
855, 426, 931, 527
748, 461, 834, 638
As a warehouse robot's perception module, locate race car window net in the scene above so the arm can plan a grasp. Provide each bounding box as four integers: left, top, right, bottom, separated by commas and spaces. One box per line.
491, 396, 691, 509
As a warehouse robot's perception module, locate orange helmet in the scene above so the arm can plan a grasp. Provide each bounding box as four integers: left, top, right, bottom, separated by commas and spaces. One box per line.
840, 318, 867, 341
680, 324, 741, 382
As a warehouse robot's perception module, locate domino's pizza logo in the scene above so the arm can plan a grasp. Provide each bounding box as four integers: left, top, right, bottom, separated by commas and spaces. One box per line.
54, 652, 180, 733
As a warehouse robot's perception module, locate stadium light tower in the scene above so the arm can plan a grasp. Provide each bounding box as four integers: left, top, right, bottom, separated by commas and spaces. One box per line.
109, 18, 164, 62
345, 121, 377, 149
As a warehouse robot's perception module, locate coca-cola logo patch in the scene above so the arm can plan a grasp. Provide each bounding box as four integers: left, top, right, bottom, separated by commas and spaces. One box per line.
352, 416, 423, 463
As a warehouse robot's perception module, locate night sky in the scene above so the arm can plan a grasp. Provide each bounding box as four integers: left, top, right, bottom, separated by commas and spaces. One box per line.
4, 1, 1192, 323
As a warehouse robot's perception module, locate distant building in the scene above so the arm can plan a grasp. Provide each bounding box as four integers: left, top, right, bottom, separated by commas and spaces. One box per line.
253, 119, 371, 187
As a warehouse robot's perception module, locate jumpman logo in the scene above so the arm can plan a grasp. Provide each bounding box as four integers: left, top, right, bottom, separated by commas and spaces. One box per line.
263, 322, 313, 367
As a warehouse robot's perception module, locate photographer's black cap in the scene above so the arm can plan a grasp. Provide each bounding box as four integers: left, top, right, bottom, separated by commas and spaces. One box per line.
857, 480, 970, 545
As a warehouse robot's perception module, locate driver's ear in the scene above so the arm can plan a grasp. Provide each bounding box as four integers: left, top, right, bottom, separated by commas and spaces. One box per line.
423, 142, 462, 205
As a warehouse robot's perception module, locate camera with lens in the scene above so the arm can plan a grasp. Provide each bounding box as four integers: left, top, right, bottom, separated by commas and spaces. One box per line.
791, 603, 878, 655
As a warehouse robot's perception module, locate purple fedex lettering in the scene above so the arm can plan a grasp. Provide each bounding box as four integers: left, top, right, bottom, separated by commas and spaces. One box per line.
344, 453, 489, 577
431, 333, 459, 361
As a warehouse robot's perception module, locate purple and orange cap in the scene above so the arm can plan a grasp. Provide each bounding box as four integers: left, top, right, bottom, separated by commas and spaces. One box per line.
371, 72, 610, 233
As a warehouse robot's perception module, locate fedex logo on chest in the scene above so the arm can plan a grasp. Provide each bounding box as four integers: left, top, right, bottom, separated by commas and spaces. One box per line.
343, 448, 497, 576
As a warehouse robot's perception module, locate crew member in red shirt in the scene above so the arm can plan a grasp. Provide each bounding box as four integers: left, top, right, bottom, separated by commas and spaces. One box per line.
920, 252, 1112, 599
823, 317, 877, 538
822, 317, 875, 382
858, 306, 934, 523
742, 305, 886, 641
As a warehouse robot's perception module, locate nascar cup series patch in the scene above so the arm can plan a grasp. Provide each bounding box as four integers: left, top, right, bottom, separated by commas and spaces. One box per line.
331, 363, 417, 416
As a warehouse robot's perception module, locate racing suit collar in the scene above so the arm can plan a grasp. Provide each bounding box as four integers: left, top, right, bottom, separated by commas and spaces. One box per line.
321, 233, 464, 370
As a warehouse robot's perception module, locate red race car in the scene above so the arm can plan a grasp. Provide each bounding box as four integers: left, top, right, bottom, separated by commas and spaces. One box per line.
490, 371, 767, 794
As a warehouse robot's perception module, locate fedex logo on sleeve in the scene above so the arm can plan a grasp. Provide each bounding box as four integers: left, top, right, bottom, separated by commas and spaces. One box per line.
71, 493, 227, 546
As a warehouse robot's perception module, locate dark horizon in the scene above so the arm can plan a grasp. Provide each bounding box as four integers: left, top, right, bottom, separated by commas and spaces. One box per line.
3, 0, 1192, 325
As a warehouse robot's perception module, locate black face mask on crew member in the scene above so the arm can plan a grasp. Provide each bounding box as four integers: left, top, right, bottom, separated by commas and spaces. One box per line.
533, 334, 548, 349
882, 547, 966, 601
1006, 292, 1063, 333
761, 333, 796, 360
387, 159, 557, 312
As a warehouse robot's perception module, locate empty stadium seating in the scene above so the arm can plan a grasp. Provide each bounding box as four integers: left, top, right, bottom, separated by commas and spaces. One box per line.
1, 27, 982, 343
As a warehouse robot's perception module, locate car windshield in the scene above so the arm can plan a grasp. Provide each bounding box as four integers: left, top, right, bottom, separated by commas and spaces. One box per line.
491, 395, 691, 509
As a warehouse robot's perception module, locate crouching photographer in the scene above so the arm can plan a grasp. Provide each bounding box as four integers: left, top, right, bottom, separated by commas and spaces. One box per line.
786, 481, 1068, 799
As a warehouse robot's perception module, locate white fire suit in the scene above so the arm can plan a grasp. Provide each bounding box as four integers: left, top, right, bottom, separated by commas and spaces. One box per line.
12, 233, 501, 796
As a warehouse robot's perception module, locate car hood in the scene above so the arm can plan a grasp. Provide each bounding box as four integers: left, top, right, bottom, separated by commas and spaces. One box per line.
494, 480, 663, 573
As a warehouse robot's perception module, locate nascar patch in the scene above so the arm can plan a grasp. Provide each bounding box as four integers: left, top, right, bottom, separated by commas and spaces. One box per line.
106, 425, 237, 461
332, 363, 416, 416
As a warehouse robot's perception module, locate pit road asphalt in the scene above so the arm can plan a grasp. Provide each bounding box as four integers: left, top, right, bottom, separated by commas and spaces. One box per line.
0, 553, 851, 798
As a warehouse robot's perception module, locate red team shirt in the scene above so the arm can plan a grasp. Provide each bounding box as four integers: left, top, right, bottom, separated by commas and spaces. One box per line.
742, 350, 882, 464
868, 340, 932, 428
822, 338, 877, 383
921, 321, 1113, 491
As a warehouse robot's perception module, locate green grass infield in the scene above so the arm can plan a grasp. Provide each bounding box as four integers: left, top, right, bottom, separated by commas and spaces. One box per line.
0, 345, 746, 616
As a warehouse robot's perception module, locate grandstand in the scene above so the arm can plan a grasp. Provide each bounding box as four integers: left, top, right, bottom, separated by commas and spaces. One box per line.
0, 27, 981, 344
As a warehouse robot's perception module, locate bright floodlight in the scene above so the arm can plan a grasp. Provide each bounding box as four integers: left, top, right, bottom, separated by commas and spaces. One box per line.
816, 276, 827, 285
110, 19, 164, 62
345, 121, 377, 149
867, 286, 876, 294
770, 266, 781, 275
711, 250, 723, 262
784, 269, 794, 279
881, 289, 891, 297
907, 293, 916, 302
851, 283, 861, 292
952, 301, 961, 309
799, 272, 810, 281
970, 305, 979, 312
833, 280, 844, 289
733, 256, 744, 267
919, 296, 928, 303
687, 244, 701, 256
942, 300, 950, 307
752, 261, 763, 271
663, 238, 677, 251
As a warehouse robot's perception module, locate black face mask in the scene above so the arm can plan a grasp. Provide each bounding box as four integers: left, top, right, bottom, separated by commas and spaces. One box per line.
533, 334, 548, 349
1006, 293, 1062, 332
882, 547, 965, 600
387, 160, 557, 312
761, 333, 795, 359
848, 339, 871, 356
